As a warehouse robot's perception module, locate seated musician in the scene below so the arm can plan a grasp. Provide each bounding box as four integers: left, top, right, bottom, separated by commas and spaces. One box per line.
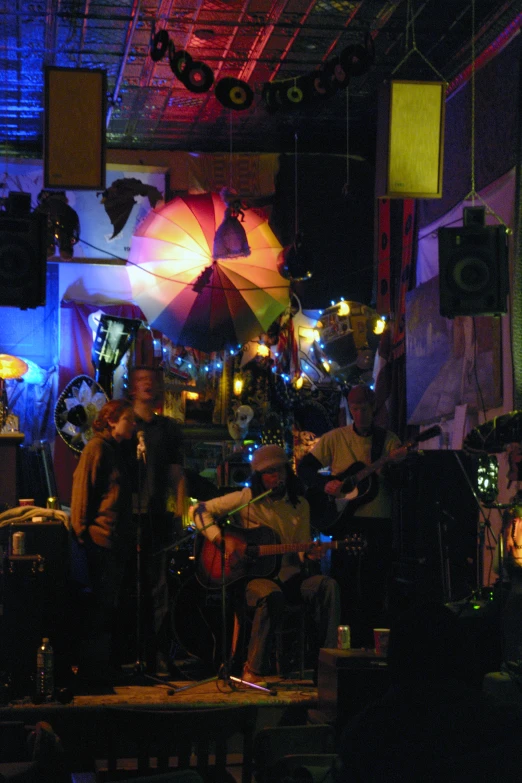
193, 444, 340, 685
297, 384, 405, 646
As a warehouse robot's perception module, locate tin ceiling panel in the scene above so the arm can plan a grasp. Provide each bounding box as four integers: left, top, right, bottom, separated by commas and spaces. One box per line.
1, 0, 521, 156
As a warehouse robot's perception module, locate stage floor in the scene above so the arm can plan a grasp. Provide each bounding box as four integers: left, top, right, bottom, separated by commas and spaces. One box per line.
0, 673, 318, 776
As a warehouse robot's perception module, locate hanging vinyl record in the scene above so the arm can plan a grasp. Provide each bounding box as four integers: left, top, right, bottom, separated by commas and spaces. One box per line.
215, 77, 254, 110
285, 80, 304, 105
169, 47, 193, 80
54, 375, 108, 454
262, 81, 283, 112
150, 29, 170, 63
340, 34, 375, 77
181, 61, 214, 93
331, 56, 350, 89
311, 64, 336, 99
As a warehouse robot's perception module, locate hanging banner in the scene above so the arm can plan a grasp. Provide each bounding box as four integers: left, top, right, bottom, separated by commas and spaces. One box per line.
377, 198, 391, 314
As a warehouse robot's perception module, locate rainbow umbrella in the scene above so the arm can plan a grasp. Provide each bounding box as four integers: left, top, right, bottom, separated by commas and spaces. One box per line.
127, 193, 289, 352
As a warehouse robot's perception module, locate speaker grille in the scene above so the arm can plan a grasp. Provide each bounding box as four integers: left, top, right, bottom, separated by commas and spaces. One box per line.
438, 225, 508, 317
0, 212, 47, 308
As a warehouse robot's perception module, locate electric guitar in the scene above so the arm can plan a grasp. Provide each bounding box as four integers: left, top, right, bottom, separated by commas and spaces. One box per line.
306, 424, 441, 536
195, 524, 366, 589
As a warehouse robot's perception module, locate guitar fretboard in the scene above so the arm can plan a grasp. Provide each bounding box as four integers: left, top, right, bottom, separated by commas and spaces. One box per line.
256, 539, 361, 556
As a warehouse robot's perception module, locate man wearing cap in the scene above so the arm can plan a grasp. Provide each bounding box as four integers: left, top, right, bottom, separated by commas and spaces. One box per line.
298, 384, 405, 645
194, 444, 340, 685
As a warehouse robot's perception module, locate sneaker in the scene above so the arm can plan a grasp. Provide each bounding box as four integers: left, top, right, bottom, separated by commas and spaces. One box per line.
241, 666, 268, 688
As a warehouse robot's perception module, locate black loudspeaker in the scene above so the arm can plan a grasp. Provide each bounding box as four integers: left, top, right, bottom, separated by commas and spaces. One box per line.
216, 456, 252, 487
438, 224, 509, 317
0, 212, 47, 308
395, 450, 479, 604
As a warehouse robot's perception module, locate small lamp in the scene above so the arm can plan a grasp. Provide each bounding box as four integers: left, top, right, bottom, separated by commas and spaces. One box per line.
0, 354, 28, 429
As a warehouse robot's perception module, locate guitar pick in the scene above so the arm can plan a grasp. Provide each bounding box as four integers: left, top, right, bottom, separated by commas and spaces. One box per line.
215, 77, 254, 110
181, 61, 214, 93
150, 29, 170, 63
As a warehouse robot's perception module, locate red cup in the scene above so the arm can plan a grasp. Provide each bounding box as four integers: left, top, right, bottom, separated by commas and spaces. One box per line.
373, 628, 390, 656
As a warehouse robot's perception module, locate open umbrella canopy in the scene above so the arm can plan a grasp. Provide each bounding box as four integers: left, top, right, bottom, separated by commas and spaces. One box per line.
127, 193, 290, 352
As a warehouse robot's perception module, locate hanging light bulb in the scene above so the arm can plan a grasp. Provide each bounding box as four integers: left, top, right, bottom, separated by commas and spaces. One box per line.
373, 318, 386, 335
338, 301, 350, 316
257, 344, 270, 357
294, 374, 304, 389
233, 377, 244, 396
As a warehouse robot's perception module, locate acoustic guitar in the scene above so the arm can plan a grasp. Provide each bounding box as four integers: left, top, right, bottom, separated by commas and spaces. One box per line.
195, 524, 366, 589
306, 424, 441, 536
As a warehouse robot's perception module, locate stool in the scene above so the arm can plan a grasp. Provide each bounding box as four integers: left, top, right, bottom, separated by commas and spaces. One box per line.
274, 603, 306, 679
230, 600, 307, 679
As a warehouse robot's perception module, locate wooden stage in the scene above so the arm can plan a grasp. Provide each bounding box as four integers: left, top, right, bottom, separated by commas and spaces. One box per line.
0, 673, 318, 776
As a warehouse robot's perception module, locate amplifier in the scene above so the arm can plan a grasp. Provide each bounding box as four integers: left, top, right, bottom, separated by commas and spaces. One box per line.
0, 520, 71, 696
317, 648, 390, 725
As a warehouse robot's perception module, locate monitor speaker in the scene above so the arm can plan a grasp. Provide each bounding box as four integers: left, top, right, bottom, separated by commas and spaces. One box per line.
0, 212, 47, 308
438, 224, 509, 317
44, 67, 106, 190
375, 80, 446, 198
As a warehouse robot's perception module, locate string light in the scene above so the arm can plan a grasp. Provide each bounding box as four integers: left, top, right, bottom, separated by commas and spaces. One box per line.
257, 344, 270, 357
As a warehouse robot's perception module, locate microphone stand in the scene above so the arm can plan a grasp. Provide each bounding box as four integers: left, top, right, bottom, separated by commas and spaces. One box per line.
165, 489, 276, 696
127, 437, 177, 688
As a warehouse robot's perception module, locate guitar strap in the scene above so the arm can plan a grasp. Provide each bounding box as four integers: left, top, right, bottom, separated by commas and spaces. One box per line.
371, 425, 387, 463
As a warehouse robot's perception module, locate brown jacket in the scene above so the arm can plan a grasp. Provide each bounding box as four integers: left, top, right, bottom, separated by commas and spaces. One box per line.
71, 432, 133, 550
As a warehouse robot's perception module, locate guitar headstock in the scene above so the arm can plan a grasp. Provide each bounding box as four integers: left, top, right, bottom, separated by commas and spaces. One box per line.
340, 533, 367, 554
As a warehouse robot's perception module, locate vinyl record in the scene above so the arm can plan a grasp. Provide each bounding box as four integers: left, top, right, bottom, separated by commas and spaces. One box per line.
286, 82, 304, 104
169, 48, 193, 80
54, 375, 108, 454
311, 64, 336, 98
340, 35, 374, 77
215, 77, 254, 110
262, 82, 280, 113
150, 29, 170, 63
331, 56, 350, 89
181, 61, 214, 93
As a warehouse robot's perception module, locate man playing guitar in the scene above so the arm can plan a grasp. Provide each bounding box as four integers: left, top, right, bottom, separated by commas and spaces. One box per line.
193, 444, 341, 687
298, 384, 407, 647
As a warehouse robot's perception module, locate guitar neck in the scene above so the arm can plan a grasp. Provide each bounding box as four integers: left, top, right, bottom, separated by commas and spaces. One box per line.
257, 540, 348, 557
352, 453, 390, 485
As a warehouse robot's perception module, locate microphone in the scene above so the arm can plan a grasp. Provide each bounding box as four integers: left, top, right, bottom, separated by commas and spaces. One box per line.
137, 430, 147, 464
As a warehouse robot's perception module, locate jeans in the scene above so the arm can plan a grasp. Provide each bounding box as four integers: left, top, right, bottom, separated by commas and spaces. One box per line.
244, 573, 340, 675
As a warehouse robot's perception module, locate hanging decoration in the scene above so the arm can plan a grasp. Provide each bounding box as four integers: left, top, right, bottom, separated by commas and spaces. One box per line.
215, 78, 254, 111
213, 187, 251, 259
126, 192, 289, 353
262, 32, 374, 112
278, 133, 313, 283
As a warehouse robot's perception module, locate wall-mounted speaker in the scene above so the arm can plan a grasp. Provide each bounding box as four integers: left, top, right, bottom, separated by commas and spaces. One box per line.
216, 456, 251, 487
438, 224, 509, 317
0, 212, 47, 308
44, 66, 106, 190
376, 80, 446, 199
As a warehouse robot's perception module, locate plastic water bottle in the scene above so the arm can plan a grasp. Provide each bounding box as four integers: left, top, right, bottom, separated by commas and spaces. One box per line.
36, 638, 54, 701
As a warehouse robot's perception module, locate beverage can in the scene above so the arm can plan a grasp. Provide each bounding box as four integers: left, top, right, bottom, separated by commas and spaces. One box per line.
12, 531, 25, 556
337, 625, 351, 649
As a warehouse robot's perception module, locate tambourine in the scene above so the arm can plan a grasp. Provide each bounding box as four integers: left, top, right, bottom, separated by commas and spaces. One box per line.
215, 77, 254, 110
